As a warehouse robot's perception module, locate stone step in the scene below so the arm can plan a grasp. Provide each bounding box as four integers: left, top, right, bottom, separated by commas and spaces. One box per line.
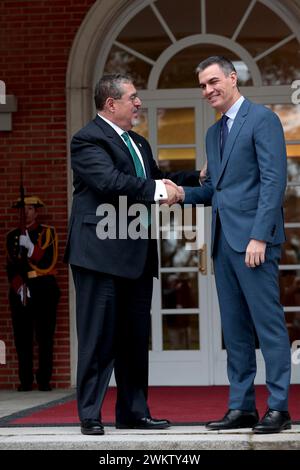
0, 425, 300, 450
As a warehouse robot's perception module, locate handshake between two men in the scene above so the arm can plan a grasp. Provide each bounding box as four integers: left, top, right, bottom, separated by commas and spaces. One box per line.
161, 179, 185, 205
160, 164, 207, 205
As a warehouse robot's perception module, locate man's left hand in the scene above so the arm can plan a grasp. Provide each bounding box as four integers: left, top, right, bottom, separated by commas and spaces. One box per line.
245, 239, 266, 268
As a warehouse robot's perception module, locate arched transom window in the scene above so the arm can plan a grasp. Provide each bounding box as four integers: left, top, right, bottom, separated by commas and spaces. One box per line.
100, 0, 300, 89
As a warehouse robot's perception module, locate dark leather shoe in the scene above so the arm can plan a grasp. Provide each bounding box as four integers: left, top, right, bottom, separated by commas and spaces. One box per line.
17, 384, 32, 392
206, 409, 259, 430
81, 419, 104, 435
38, 384, 52, 391
116, 417, 171, 430
252, 409, 291, 434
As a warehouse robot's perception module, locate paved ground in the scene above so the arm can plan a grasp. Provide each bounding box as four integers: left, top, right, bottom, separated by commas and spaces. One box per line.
0, 390, 299, 450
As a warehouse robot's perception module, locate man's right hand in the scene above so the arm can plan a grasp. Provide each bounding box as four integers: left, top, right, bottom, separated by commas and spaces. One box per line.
245, 239, 266, 268
17, 284, 31, 305
162, 179, 185, 204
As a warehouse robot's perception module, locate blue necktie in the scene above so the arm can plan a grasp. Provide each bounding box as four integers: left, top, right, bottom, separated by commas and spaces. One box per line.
220, 115, 229, 159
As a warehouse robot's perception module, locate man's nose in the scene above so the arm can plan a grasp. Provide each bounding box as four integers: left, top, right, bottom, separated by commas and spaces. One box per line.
205, 84, 214, 95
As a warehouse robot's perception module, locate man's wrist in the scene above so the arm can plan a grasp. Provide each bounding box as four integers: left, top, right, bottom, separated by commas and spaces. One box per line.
154, 180, 168, 201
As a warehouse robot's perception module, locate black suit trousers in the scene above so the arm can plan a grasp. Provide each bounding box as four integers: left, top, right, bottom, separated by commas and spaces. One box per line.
9, 276, 59, 387
71, 247, 154, 423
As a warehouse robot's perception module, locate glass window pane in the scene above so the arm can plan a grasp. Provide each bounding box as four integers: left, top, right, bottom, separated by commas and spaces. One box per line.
287, 146, 300, 159
163, 314, 199, 350
207, 0, 252, 38
161, 233, 198, 268
258, 39, 300, 86
237, 2, 291, 57
285, 312, 300, 345
157, 108, 195, 145
158, 148, 195, 173
117, 6, 171, 61
284, 186, 300, 223
158, 44, 252, 88
267, 105, 300, 141
161, 272, 198, 309
104, 46, 151, 89
158, 148, 195, 161
279, 269, 300, 307
281, 228, 300, 265
156, 0, 201, 40
287, 157, 300, 184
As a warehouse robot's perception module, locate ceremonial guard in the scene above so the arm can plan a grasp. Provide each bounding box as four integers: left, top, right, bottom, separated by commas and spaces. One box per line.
6, 196, 60, 391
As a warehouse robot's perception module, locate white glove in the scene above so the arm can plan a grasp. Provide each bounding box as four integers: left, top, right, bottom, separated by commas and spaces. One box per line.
17, 285, 31, 305
19, 230, 34, 257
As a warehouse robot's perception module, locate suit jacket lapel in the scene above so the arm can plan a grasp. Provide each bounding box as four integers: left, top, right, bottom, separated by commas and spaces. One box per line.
211, 123, 222, 176
94, 115, 128, 152
94, 115, 137, 173
217, 99, 250, 184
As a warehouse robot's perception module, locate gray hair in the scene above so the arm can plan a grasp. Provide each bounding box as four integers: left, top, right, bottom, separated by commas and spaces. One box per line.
94, 73, 133, 110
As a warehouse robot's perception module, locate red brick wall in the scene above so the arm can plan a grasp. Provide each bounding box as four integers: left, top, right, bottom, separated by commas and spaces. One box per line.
0, 0, 96, 389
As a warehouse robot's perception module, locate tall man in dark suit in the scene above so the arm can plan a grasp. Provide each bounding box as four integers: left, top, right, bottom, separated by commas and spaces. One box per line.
174, 56, 291, 433
65, 74, 199, 435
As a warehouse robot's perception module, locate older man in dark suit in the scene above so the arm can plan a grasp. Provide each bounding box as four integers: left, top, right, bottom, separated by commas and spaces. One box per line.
64, 73, 199, 435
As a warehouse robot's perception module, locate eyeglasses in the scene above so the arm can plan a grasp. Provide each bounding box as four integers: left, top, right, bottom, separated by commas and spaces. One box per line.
113, 94, 140, 103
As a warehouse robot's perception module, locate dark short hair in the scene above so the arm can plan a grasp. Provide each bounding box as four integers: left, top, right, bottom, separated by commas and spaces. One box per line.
196, 56, 237, 76
94, 73, 133, 110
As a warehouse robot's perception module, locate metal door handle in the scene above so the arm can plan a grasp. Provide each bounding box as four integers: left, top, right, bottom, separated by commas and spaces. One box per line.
198, 243, 207, 275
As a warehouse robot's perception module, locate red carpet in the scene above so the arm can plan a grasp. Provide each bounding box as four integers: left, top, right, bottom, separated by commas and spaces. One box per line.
4, 385, 300, 425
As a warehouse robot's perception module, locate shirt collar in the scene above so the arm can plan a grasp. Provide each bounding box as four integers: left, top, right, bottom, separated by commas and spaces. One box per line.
97, 113, 126, 137
224, 96, 245, 121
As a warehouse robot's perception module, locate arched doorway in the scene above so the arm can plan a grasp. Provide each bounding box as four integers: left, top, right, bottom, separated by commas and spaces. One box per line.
67, 0, 300, 385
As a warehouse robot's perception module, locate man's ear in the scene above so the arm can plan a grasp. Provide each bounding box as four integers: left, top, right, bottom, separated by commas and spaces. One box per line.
230, 72, 238, 87
105, 97, 115, 112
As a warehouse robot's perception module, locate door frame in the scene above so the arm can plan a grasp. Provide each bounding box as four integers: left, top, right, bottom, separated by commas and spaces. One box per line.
138, 90, 217, 385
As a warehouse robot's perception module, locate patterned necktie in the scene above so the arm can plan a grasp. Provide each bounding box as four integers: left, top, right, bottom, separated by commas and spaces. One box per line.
220, 115, 229, 159
122, 132, 146, 178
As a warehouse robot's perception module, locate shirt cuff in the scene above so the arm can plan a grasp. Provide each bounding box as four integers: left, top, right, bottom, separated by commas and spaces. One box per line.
154, 180, 168, 201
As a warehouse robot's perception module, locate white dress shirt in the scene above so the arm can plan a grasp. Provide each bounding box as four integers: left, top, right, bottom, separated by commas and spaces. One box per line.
98, 114, 167, 201
224, 95, 245, 132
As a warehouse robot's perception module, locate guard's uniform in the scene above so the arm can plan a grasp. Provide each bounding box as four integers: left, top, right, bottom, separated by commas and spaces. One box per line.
6, 222, 60, 390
